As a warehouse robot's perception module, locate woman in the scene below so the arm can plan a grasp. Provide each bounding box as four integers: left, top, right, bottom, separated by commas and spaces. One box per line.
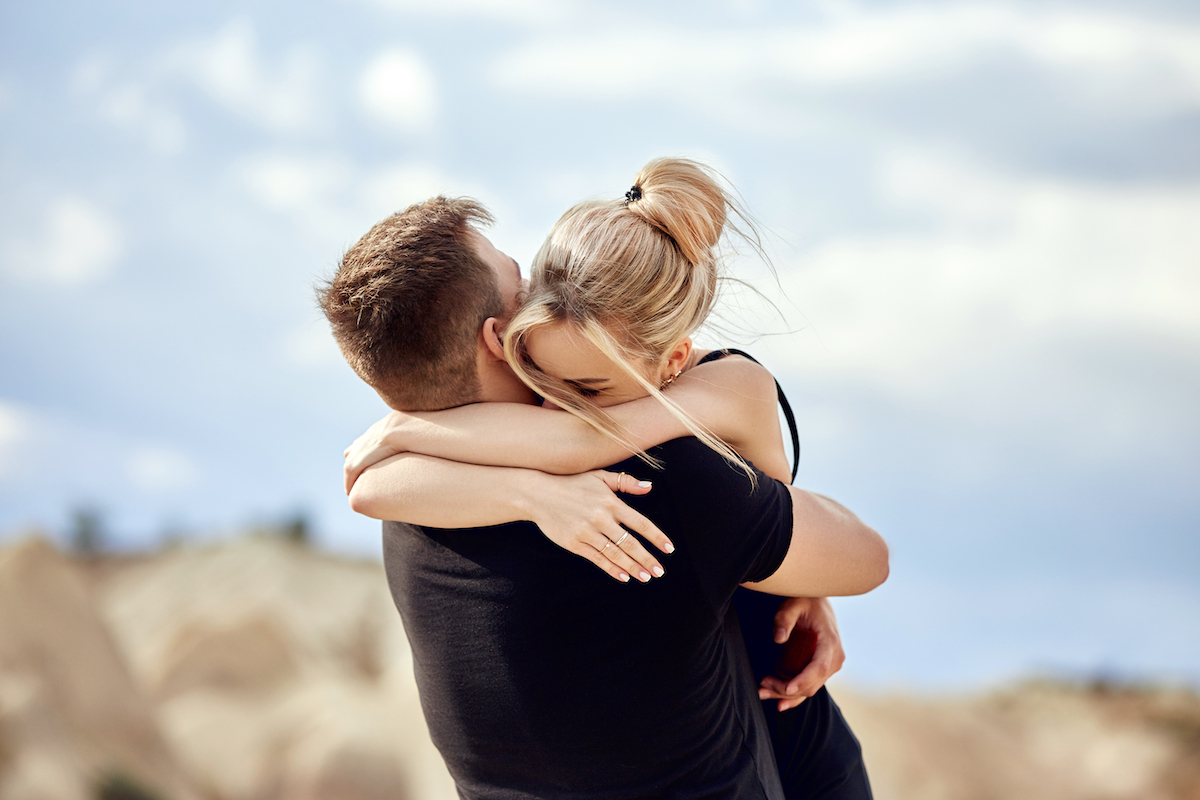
346, 158, 876, 798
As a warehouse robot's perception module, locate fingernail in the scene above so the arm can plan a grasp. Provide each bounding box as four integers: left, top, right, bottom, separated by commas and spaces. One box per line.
664, 541, 675, 553
639, 571, 652, 582
638, 480, 652, 488
619, 572, 630, 582
652, 565, 664, 577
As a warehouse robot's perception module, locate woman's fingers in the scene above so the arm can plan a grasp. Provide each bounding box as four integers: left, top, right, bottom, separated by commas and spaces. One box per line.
783, 661, 826, 703
616, 505, 675, 556
581, 541, 631, 583
593, 530, 654, 583
772, 598, 806, 644
757, 675, 813, 711
594, 469, 653, 496
593, 470, 676, 555
546, 471, 676, 583
583, 532, 648, 583
602, 523, 665, 579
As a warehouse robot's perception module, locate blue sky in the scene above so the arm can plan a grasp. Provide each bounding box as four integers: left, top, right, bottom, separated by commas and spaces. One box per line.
1, 0, 1197, 690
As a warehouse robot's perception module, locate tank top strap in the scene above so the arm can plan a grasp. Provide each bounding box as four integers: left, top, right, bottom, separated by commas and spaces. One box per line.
695, 348, 801, 484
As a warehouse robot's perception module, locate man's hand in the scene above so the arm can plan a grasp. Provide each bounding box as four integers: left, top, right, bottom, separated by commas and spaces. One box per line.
525, 470, 674, 584
344, 411, 411, 494
757, 597, 845, 712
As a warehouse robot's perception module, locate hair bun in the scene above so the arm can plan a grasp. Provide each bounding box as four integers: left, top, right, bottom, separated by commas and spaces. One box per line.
625, 158, 728, 267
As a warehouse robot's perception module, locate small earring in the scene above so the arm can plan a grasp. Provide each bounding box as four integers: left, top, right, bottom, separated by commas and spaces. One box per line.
660, 368, 683, 389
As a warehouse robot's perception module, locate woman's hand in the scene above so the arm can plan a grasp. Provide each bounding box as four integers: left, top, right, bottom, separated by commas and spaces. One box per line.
526, 470, 675, 584
757, 596, 846, 711
344, 411, 412, 494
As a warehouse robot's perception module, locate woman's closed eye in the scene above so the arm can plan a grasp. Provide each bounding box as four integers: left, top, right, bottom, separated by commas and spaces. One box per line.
563, 378, 608, 398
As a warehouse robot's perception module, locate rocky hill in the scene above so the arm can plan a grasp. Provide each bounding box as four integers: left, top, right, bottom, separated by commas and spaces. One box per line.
0, 537, 1196, 800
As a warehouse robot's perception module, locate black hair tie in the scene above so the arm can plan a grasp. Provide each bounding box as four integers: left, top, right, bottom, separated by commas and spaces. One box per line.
624, 185, 642, 204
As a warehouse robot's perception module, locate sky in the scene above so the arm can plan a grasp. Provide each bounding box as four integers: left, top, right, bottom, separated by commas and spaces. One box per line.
1, 0, 1197, 691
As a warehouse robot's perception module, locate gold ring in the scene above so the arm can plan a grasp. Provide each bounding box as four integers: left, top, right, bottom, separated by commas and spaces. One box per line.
600, 541, 614, 556
617, 472, 627, 492
615, 531, 630, 548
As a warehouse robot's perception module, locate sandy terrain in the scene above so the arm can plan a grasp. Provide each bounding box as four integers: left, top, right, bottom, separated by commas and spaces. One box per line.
1, 536, 1196, 800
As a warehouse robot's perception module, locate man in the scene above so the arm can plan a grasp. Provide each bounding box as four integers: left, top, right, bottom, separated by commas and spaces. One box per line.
319, 196, 887, 799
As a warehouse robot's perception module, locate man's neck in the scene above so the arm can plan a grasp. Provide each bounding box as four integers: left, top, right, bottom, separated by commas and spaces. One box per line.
476, 353, 539, 405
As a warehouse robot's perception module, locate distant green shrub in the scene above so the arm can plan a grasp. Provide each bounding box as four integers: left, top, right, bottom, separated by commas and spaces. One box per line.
70, 506, 105, 555
94, 771, 165, 800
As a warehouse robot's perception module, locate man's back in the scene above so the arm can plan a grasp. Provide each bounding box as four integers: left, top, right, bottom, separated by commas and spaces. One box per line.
382, 438, 794, 800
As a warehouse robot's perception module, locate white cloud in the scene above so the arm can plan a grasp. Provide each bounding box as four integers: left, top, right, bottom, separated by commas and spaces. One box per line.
0, 401, 31, 479
755, 149, 1200, 462
234, 151, 363, 246
233, 151, 479, 244
70, 19, 325, 147
127, 446, 200, 493
240, 152, 353, 212
4, 196, 124, 287
493, 3, 1200, 120
361, 162, 470, 212
284, 320, 342, 368
358, 49, 437, 133
101, 85, 187, 154
171, 17, 323, 133
360, 0, 567, 24
72, 56, 186, 155
875, 151, 1200, 341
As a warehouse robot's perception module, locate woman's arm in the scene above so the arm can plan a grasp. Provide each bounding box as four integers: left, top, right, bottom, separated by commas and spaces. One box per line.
344, 356, 792, 490
349, 453, 673, 583
746, 488, 889, 598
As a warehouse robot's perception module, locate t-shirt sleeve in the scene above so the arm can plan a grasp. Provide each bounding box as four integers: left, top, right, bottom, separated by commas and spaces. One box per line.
657, 439, 793, 604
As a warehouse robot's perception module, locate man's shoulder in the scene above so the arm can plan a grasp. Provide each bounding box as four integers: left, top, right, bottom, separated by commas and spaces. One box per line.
620, 438, 792, 546
642, 438, 777, 501
382, 517, 537, 537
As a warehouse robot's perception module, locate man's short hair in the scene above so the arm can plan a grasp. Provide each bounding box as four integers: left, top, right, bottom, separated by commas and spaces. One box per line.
318, 196, 503, 411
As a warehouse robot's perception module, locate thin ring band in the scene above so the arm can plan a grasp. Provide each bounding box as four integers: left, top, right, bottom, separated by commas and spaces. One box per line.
600, 541, 614, 556
617, 472, 627, 493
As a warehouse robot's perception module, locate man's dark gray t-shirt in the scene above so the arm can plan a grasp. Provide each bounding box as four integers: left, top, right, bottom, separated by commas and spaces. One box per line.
382, 438, 794, 800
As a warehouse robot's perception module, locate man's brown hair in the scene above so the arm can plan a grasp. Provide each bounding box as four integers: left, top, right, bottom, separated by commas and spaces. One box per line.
318, 196, 503, 411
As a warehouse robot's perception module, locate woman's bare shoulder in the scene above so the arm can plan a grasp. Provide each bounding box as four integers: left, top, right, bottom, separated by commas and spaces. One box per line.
688, 349, 777, 398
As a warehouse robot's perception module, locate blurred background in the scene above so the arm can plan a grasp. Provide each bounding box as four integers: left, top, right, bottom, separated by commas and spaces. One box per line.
2, 0, 1199, 796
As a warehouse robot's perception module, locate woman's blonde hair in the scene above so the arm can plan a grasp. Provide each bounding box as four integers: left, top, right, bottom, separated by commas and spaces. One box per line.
503, 157, 758, 479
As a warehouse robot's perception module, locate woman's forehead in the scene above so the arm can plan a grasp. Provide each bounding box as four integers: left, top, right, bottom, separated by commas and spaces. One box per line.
525, 322, 615, 378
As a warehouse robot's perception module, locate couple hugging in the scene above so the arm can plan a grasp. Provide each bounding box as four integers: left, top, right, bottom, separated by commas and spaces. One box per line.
319, 158, 889, 800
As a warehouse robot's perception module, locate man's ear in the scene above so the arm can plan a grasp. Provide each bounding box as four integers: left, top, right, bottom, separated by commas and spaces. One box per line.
660, 337, 693, 383
481, 317, 506, 361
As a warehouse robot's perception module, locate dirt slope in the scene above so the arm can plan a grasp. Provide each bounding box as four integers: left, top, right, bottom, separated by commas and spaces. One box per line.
1, 536, 1196, 800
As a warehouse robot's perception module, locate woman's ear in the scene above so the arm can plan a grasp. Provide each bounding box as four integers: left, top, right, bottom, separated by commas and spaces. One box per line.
481, 317, 506, 361
660, 337, 693, 383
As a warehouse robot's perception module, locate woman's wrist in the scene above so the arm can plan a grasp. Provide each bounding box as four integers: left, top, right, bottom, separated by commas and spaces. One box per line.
509, 469, 553, 524
382, 409, 419, 454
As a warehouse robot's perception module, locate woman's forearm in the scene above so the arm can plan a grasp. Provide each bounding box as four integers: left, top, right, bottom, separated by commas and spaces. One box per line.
349, 452, 546, 526
347, 452, 673, 583
391, 403, 662, 474
381, 357, 783, 475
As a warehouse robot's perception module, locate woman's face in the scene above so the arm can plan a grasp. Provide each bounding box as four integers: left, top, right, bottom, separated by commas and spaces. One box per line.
523, 321, 657, 408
